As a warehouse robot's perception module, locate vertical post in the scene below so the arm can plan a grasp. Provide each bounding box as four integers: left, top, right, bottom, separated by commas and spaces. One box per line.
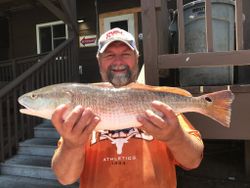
205, 0, 214, 52
245, 141, 250, 178
45, 63, 49, 85
177, 0, 185, 53
6, 98, 12, 157
155, 0, 170, 83
0, 99, 4, 161
235, 0, 243, 50
59, 0, 79, 35
12, 59, 16, 79
69, 41, 73, 81
20, 86, 25, 141
67, 0, 79, 82
141, 0, 159, 85
65, 44, 70, 81
156, 0, 169, 55
13, 91, 18, 149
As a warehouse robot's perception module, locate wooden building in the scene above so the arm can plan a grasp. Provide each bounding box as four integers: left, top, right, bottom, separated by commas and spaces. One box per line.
0, 0, 142, 83
0, 0, 250, 186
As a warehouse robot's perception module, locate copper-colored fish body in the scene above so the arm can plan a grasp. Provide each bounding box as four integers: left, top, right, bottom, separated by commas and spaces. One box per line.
18, 82, 234, 130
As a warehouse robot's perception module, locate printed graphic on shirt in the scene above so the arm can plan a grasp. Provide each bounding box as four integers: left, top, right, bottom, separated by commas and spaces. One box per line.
103, 155, 137, 165
90, 128, 153, 155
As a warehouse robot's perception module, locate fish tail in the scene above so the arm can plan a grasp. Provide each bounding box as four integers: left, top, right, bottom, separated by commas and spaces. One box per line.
199, 90, 235, 127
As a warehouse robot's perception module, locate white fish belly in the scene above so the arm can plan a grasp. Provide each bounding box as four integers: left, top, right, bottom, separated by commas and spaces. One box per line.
95, 113, 141, 130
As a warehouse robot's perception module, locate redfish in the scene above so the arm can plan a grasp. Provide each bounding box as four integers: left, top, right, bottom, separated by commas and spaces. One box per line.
18, 82, 234, 130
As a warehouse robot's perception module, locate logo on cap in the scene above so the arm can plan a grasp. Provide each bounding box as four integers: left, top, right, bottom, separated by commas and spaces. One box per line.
105, 30, 124, 40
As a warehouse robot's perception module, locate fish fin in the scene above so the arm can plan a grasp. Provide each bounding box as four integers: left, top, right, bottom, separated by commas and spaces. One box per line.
126, 82, 192, 97
199, 90, 235, 128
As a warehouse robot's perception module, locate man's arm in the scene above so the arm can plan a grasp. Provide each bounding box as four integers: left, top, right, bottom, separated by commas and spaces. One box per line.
51, 105, 100, 185
137, 101, 204, 169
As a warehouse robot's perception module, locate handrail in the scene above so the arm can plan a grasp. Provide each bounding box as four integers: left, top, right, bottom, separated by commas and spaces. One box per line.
0, 37, 77, 162
0, 53, 48, 81
0, 53, 48, 64
0, 38, 73, 98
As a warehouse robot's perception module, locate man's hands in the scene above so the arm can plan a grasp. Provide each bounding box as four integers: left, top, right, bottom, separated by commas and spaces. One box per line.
51, 105, 100, 185
137, 100, 204, 169
137, 101, 184, 143
52, 104, 100, 149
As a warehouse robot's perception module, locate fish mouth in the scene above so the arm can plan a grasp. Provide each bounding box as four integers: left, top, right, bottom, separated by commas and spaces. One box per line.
19, 108, 35, 115
18, 97, 41, 117
19, 103, 36, 116
19, 106, 52, 120
18, 98, 30, 113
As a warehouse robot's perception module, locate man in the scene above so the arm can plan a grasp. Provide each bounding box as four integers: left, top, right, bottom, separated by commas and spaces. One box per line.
51, 28, 204, 188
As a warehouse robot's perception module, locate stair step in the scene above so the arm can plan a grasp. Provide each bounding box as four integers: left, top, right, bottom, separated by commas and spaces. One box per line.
20, 138, 58, 146
1, 155, 56, 180
0, 175, 79, 188
34, 122, 60, 139
0, 119, 68, 185
18, 138, 58, 157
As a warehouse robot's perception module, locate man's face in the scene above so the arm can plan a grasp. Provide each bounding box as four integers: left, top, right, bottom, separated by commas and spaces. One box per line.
98, 41, 138, 87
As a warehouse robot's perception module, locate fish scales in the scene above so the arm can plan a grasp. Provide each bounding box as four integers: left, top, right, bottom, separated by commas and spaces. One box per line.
61, 84, 201, 129
71, 85, 195, 116
18, 82, 234, 130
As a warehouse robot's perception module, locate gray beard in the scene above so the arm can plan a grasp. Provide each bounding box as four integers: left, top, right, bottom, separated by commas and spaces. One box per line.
107, 65, 132, 87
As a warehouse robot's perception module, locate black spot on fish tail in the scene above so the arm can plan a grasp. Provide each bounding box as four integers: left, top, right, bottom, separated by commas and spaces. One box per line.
205, 97, 212, 103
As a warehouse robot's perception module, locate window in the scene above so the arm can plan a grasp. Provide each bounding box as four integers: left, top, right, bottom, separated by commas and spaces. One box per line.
103, 14, 135, 36
99, 8, 141, 42
36, 21, 68, 54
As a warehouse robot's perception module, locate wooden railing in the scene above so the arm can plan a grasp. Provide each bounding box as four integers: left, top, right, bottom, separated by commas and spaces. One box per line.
141, 0, 250, 86
0, 53, 48, 82
158, 0, 247, 70
0, 37, 78, 162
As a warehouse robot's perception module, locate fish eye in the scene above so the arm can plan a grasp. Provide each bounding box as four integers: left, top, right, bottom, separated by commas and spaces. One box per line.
205, 97, 212, 103
31, 94, 38, 99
